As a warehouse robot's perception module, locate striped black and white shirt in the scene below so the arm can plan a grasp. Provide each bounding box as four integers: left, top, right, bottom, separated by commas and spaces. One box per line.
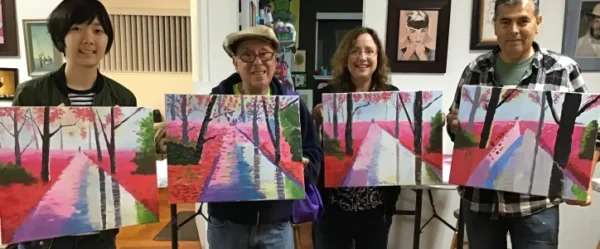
67, 89, 95, 106
449, 42, 599, 218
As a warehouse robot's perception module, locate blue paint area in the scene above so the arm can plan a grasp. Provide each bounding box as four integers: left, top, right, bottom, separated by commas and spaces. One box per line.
60, 162, 95, 235
234, 127, 303, 186
198, 153, 222, 201
199, 145, 265, 201
367, 140, 382, 185
483, 136, 524, 189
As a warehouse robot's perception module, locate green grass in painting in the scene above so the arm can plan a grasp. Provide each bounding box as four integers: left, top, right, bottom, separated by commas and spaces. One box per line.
285, 176, 305, 198
136, 201, 159, 223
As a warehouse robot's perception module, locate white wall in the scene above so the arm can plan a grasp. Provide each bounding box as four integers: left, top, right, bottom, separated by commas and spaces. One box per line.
0, 0, 62, 107
364, 0, 600, 248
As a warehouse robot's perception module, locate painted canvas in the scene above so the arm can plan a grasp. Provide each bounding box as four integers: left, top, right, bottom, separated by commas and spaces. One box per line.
165, 94, 305, 203
321, 91, 444, 188
0, 106, 159, 244
449, 85, 600, 201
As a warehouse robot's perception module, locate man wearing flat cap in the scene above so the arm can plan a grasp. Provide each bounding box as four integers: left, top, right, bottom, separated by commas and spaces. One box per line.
205, 25, 323, 249
576, 3, 600, 57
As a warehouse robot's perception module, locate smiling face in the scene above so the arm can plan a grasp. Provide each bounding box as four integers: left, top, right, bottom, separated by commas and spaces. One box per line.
494, 1, 541, 61
63, 18, 108, 68
233, 38, 276, 90
347, 33, 378, 82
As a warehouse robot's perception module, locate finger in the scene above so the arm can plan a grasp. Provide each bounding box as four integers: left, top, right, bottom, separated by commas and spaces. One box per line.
58, 103, 65, 107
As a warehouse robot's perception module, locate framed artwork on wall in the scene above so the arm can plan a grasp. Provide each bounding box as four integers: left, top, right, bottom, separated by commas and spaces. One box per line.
296, 89, 313, 111
385, 0, 452, 73
23, 20, 63, 77
0, 68, 18, 100
0, 0, 18, 56
470, 0, 497, 50
562, 0, 600, 71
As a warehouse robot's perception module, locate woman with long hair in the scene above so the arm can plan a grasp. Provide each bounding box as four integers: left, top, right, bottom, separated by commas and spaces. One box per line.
311, 26, 400, 249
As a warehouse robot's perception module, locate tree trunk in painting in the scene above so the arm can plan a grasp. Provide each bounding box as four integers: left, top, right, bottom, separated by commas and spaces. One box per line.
112, 178, 122, 227
466, 86, 482, 132
241, 96, 247, 123
252, 97, 261, 189
413, 91, 423, 185
109, 108, 117, 174
479, 87, 501, 149
529, 94, 546, 194
345, 92, 354, 156
333, 93, 339, 140
93, 115, 103, 162
13, 114, 22, 167
170, 95, 177, 121
274, 97, 284, 199
548, 93, 581, 200
99, 167, 107, 229
395, 95, 401, 184
41, 107, 51, 182
88, 122, 92, 150
180, 97, 190, 146
194, 95, 218, 161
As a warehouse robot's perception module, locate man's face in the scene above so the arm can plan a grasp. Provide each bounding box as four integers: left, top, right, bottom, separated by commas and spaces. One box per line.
590, 17, 600, 39
494, 1, 541, 59
233, 39, 276, 89
408, 27, 428, 44
64, 18, 108, 68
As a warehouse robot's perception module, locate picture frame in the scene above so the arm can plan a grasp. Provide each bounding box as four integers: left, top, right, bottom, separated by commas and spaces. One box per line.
296, 89, 313, 111
562, 0, 600, 71
385, 0, 452, 73
23, 19, 63, 77
470, 0, 497, 50
0, 0, 19, 56
292, 72, 307, 89
0, 68, 18, 100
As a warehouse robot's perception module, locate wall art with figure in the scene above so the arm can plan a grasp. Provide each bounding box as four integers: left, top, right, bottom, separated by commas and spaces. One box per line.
0, 106, 159, 244
322, 91, 445, 188
165, 94, 305, 203
449, 85, 600, 202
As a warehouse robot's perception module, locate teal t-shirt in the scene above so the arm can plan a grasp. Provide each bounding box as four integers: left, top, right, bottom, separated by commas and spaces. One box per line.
494, 55, 534, 86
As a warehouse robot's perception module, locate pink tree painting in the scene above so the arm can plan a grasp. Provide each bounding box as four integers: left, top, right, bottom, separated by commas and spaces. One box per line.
322, 91, 444, 188
450, 85, 600, 202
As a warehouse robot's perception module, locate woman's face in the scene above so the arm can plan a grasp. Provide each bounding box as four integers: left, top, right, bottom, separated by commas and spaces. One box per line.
64, 18, 108, 68
347, 33, 378, 81
408, 26, 428, 44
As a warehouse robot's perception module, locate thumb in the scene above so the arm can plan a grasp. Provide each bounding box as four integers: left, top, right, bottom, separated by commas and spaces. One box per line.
58, 103, 65, 107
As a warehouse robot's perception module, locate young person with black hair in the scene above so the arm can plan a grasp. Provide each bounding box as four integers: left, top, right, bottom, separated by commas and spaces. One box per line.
13, 0, 137, 248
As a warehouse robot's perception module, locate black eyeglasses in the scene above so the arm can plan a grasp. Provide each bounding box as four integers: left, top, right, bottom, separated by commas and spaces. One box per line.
238, 51, 275, 63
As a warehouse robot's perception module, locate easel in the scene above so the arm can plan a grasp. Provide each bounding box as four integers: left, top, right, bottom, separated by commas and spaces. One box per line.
169, 203, 206, 249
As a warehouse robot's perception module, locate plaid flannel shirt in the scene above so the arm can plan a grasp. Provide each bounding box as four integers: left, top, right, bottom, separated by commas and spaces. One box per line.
449, 42, 600, 218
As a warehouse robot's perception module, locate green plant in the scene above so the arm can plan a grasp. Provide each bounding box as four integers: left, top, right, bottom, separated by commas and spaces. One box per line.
579, 120, 598, 160
132, 114, 158, 174
427, 110, 444, 153
280, 103, 303, 161
166, 142, 200, 165
322, 132, 344, 160
453, 123, 478, 148
0, 162, 37, 186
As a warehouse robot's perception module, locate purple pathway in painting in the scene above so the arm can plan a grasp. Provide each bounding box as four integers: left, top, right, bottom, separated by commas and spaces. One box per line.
11, 154, 91, 242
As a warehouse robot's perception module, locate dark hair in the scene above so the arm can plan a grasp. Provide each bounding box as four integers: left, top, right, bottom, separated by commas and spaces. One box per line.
330, 27, 391, 92
493, 0, 540, 20
406, 11, 429, 29
47, 0, 114, 54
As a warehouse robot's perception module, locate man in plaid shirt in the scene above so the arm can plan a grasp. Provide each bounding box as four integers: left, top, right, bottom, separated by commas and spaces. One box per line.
446, 1, 598, 248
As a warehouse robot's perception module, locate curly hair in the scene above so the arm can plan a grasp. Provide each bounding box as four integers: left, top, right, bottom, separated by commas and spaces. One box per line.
329, 26, 391, 92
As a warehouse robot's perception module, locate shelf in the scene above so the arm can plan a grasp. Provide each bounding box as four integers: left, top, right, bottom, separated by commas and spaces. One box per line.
314, 75, 333, 80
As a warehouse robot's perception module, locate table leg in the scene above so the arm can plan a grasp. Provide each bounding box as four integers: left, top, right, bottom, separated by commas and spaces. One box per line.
456, 201, 464, 249
413, 189, 423, 249
171, 204, 178, 249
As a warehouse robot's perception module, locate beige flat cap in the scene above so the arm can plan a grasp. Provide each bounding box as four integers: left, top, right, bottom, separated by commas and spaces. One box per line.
222, 25, 280, 57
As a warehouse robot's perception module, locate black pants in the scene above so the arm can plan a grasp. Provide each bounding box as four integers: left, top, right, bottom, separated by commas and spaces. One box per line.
312, 207, 393, 249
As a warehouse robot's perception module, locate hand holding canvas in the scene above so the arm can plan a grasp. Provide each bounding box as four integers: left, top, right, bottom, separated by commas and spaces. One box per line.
565, 180, 593, 206
312, 104, 323, 128
154, 122, 167, 160
447, 107, 459, 133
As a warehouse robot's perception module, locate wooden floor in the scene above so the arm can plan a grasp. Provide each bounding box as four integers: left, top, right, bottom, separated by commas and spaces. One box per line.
116, 188, 202, 249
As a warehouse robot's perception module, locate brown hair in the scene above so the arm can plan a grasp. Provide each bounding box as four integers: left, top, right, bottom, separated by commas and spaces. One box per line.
330, 26, 391, 92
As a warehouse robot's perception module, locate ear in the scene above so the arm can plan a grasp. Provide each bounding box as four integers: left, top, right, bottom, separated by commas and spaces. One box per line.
232, 57, 238, 69
536, 16, 543, 33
